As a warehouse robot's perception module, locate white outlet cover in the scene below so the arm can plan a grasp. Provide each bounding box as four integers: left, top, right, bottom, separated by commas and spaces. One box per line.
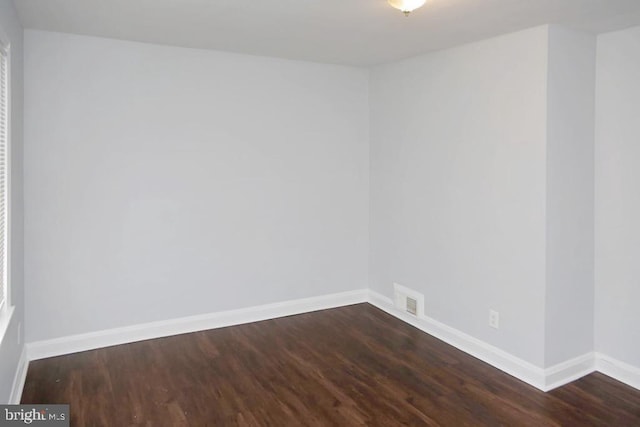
489, 310, 500, 329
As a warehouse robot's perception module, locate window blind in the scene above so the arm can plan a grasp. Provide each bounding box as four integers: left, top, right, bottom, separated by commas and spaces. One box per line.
0, 45, 7, 311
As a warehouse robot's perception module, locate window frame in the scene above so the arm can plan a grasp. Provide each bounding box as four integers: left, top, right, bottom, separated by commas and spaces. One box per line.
0, 27, 13, 341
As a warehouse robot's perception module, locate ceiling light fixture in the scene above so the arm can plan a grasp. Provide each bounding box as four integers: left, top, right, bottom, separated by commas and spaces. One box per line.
388, 0, 426, 16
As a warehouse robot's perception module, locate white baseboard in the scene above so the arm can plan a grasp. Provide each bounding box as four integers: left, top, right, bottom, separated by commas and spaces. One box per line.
367, 290, 546, 390
27, 289, 369, 361
9, 346, 28, 404
367, 290, 599, 392
21, 287, 640, 394
595, 353, 640, 391
544, 352, 596, 390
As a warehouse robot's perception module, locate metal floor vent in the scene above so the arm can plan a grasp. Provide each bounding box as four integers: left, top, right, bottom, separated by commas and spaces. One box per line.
394, 283, 424, 318
406, 296, 418, 316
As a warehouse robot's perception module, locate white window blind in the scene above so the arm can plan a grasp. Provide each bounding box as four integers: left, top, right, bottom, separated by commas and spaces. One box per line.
0, 44, 7, 312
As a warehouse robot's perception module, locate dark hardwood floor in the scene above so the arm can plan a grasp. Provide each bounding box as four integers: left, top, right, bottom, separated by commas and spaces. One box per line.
22, 304, 640, 426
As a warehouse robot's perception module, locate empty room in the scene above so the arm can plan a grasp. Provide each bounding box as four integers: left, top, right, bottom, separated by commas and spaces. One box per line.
1, 0, 640, 425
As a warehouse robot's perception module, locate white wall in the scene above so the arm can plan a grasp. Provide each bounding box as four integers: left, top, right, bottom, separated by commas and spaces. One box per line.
369, 27, 549, 367
544, 26, 595, 366
24, 30, 369, 342
0, 0, 24, 403
22, 21, 640, 384
595, 26, 640, 368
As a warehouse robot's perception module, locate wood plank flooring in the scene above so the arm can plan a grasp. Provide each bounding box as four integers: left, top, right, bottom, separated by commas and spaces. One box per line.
22, 303, 640, 426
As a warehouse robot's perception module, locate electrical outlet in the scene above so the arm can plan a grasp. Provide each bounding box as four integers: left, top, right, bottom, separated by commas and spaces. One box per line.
489, 310, 500, 329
